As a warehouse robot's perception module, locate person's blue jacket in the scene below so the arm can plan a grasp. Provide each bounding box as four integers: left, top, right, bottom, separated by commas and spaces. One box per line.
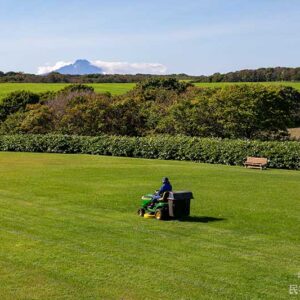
159, 182, 172, 195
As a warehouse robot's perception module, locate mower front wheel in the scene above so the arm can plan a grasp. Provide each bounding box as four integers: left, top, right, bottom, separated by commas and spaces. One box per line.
155, 208, 166, 220
137, 208, 145, 217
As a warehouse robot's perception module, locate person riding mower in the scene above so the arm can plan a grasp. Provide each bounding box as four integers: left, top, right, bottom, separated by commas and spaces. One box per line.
149, 177, 172, 208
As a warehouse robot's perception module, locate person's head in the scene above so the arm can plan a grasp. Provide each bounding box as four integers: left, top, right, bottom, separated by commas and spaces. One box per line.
162, 177, 169, 184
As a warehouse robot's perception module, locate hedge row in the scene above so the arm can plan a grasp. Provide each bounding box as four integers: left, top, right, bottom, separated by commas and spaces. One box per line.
0, 134, 299, 169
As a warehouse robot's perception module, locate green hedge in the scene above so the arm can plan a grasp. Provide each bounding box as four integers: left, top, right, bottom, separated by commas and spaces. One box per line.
0, 134, 299, 169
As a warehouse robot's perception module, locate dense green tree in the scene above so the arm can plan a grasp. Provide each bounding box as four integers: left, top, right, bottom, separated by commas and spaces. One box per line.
136, 77, 191, 93
0, 112, 25, 134
0, 80, 299, 140
59, 94, 111, 135
0, 91, 39, 121
20, 104, 54, 134
208, 85, 300, 139
105, 98, 146, 136
59, 84, 95, 94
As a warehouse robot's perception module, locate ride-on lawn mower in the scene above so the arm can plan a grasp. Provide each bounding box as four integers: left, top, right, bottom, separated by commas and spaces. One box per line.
137, 191, 194, 220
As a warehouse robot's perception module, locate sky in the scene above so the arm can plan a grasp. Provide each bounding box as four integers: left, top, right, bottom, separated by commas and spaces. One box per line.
0, 0, 300, 75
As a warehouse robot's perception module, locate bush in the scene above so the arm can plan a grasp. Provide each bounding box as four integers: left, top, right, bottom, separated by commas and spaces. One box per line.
0, 134, 299, 169
1, 83, 300, 140
59, 84, 95, 94
0, 90, 40, 121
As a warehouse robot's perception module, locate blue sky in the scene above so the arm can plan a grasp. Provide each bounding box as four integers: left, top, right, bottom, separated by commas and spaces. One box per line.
0, 0, 299, 75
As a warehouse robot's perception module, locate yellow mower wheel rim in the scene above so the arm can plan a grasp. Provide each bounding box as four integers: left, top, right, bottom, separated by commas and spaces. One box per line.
155, 210, 161, 219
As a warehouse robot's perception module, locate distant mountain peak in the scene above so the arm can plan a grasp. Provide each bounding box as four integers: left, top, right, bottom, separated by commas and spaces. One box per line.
74, 59, 90, 64
55, 59, 103, 75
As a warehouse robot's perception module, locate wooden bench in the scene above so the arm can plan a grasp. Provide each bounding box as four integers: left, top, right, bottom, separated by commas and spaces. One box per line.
244, 157, 268, 170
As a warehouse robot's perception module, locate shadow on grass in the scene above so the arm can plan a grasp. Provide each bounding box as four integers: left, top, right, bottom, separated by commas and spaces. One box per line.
179, 216, 226, 223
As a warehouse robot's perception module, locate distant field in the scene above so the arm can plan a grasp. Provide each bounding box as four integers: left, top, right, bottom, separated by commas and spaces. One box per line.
194, 81, 300, 90
0, 82, 300, 100
0, 83, 136, 99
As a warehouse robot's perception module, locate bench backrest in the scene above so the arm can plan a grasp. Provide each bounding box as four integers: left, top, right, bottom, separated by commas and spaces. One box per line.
246, 156, 268, 165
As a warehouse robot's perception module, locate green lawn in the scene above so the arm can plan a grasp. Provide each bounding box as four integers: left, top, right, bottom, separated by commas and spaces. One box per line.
194, 81, 300, 90
0, 83, 136, 99
0, 81, 300, 101
0, 152, 299, 299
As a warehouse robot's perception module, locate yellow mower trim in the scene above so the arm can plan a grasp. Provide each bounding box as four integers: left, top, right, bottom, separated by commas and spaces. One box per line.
144, 213, 155, 219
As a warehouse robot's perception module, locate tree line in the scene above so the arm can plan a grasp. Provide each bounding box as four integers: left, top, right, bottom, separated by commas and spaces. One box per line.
0, 72, 193, 83
1, 66, 300, 83
193, 67, 300, 83
0, 79, 299, 140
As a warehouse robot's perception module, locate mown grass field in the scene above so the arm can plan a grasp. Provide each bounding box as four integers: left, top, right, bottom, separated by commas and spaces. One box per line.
0, 81, 300, 100
0, 83, 136, 99
0, 152, 299, 299
195, 81, 300, 90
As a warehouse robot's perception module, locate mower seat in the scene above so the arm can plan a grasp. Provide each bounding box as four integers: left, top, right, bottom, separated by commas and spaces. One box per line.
158, 191, 170, 202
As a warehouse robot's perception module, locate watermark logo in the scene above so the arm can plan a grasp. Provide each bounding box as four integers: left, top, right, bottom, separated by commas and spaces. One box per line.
289, 285, 299, 295
289, 272, 300, 296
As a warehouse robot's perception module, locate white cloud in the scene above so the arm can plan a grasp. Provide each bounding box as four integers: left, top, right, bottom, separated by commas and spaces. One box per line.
37, 60, 167, 75
37, 61, 72, 75
92, 60, 167, 74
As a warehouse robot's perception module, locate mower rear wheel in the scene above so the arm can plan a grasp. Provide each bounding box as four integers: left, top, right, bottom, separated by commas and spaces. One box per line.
155, 208, 166, 220
137, 208, 145, 217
